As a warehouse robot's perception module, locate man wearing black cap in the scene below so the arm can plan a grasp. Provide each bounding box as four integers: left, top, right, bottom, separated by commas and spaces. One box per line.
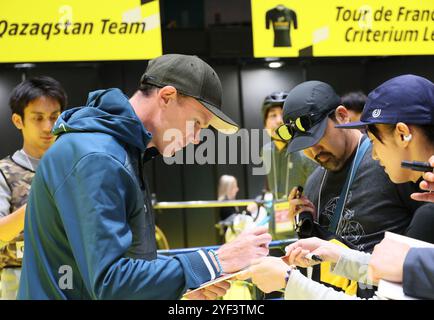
17, 54, 272, 300
280, 80, 428, 297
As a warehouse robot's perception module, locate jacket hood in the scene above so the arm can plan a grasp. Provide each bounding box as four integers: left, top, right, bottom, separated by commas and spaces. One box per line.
53, 88, 152, 151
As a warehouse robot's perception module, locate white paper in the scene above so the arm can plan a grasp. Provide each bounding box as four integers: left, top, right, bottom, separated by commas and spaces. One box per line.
376, 232, 434, 300
183, 269, 247, 298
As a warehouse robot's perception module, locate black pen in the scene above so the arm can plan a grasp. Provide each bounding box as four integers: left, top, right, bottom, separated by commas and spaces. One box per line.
305, 253, 323, 262
281, 253, 323, 263
401, 161, 433, 172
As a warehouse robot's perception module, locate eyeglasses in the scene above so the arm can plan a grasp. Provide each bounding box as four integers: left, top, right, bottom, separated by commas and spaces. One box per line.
275, 110, 335, 141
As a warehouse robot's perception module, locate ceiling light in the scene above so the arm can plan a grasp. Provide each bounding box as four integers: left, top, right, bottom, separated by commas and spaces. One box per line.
268, 61, 284, 68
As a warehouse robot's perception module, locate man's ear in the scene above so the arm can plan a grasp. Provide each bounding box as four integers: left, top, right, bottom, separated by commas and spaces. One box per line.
12, 113, 23, 130
158, 86, 178, 106
334, 105, 350, 124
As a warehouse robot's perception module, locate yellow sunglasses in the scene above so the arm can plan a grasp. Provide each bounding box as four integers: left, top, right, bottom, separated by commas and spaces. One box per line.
275, 117, 310, 141
275, 110, 334, 141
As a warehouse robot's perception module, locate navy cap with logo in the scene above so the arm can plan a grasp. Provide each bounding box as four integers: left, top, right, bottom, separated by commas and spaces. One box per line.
282, 81, 341, 153
141, 54, 239, 134
336, 74, 434, 129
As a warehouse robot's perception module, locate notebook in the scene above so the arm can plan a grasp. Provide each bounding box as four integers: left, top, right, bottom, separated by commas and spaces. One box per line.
183, 269, 247, 299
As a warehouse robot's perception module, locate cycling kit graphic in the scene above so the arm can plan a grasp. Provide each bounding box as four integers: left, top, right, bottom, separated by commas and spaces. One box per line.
322, 192, 366, 251
265, 5, 298, 47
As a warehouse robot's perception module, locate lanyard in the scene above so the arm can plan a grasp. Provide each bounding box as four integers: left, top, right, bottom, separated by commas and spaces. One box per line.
328, 137, 371, 233
271, 143, 291, 199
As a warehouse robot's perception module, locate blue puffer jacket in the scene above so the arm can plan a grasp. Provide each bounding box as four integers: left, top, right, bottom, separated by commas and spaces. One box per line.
18, 89, 218, 299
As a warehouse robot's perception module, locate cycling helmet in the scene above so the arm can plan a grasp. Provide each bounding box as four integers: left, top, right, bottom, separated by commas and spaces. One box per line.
262, 91, 289, 122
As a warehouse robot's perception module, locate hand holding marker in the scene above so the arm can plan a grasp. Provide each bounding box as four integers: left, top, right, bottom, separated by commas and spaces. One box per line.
286, 186, 323, 263
281, 250, 323, 264
304, 252, 323, 262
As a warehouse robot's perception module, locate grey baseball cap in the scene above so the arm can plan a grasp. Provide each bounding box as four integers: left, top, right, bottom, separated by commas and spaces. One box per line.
141, 54, 239, 134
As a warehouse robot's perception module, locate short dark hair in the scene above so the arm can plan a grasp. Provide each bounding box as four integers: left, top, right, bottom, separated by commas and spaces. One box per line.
368, 124, 434, 145
328, 109, 337, 122
367, 124, 394, 143
138, 82, 159, 97
341, 91, 367, 114
9, 76, 67, 118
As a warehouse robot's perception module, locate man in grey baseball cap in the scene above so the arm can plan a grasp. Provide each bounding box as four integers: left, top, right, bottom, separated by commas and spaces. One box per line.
18, 54, 271, 300
141, 54, 239, 135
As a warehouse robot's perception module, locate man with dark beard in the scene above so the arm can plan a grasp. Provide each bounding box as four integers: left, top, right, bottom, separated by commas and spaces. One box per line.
276, 80, 432, 298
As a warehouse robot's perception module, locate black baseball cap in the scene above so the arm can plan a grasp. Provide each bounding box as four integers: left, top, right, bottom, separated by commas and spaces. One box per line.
336, 74, 434, 129
141, 54, 239, 134
283, 81, 341, 153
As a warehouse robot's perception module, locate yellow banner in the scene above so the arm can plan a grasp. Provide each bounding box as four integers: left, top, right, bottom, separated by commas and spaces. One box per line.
0, 0, 162, 62
251, 0, 434, 57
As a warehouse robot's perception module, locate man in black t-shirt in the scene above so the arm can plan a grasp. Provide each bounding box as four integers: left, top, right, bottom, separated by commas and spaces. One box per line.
266, 5, 298, 47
